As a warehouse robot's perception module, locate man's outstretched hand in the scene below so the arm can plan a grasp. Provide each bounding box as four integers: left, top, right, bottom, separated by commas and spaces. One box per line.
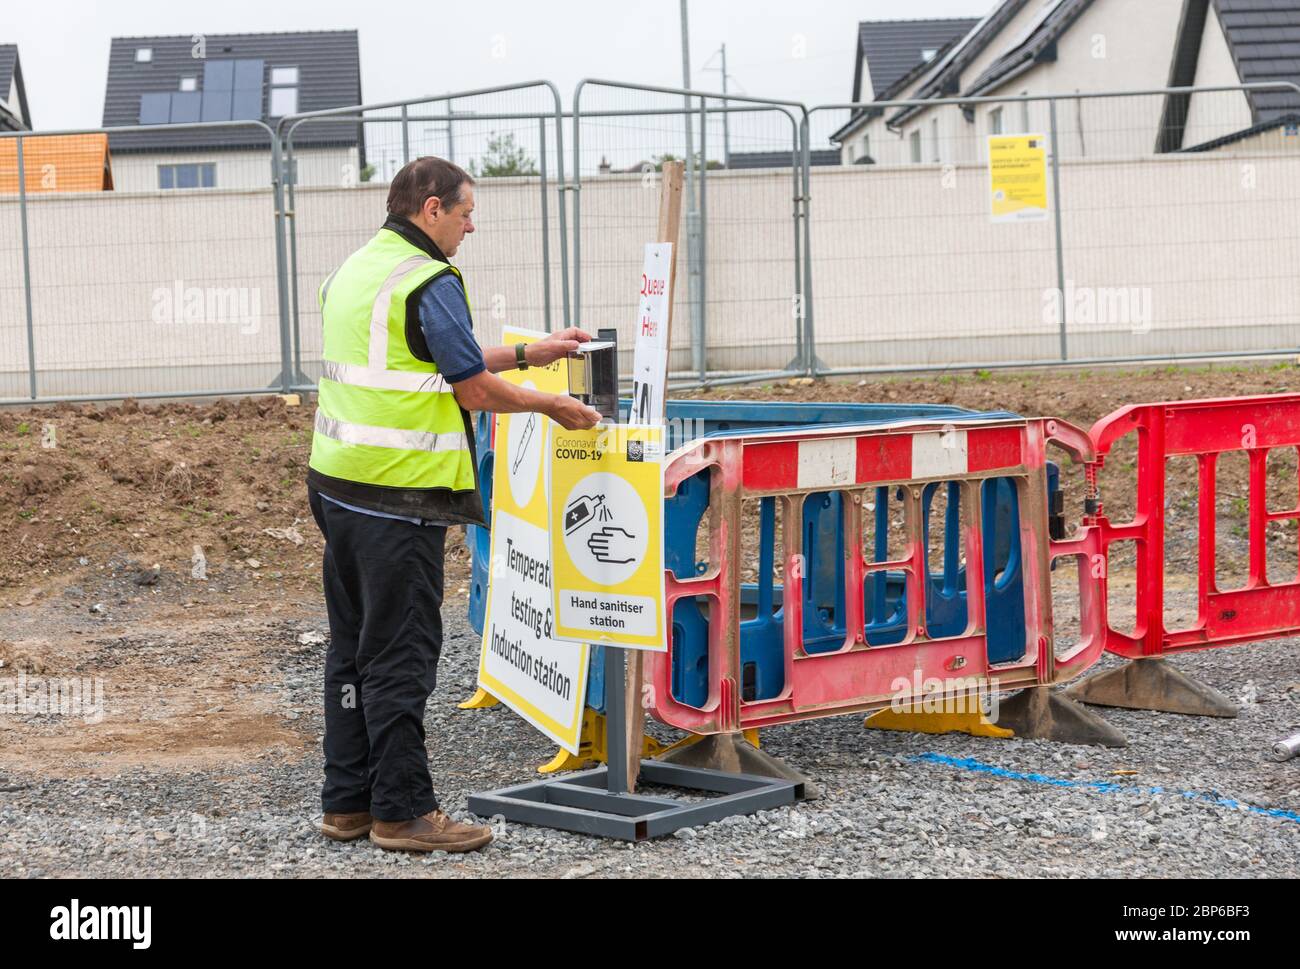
525, 327, 594, 367
547, 394, 602, 430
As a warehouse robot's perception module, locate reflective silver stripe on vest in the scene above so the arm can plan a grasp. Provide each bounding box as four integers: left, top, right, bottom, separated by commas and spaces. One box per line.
320, 360, 450, 394
315, 410, 468, 454
369, 255, 433, 370
319, 269, 338, 309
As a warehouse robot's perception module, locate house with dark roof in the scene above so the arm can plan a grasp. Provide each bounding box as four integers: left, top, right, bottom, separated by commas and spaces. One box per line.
831, 0, 1299, 165
0, 44, 32, 132
832, 18, 978, 164
102, 30, 363, 191
1162, 0, 1300, 151
724, 149, 841, 169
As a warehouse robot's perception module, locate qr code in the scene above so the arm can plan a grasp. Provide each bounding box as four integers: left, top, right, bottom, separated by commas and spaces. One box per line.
626, 440, 644, 462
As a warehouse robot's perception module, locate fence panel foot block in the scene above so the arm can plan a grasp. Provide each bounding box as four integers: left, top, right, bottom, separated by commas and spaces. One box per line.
1066, 658, 1238, 718
656, 732, 819, 800
995, 686, 1128, 747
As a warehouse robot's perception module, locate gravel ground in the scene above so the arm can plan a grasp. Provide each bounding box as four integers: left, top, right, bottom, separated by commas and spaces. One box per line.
3, 601, 1299, 879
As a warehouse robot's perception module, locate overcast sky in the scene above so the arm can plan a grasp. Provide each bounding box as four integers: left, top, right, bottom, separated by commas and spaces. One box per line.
11, 0, 991, 131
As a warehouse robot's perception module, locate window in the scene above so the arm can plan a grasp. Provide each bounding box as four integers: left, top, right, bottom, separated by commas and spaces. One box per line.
269, 86, 298, 117
931, 118, 940, 162
847, 143, 855, 163
1021, 95, 1031, 133
921, 47, 938, 62
862, 133, 870, 159
270, 65, 299, 118
180, 76, 197, 92
158, 163, 216, 190
135, 47, 153, 63
910, 129, 922, 163
989, 107, 1004, 135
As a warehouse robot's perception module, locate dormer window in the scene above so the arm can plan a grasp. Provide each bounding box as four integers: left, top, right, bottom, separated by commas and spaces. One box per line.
180, 76, 197, 92
269, 65, 299, 117
921, 48, 938, 62
135, 48, 153, 63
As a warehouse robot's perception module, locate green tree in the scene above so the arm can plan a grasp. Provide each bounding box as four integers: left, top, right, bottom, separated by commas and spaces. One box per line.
470, 132, 539, 177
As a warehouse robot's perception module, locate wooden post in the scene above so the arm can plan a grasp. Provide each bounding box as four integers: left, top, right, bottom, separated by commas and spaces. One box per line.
620, 160, 684, 792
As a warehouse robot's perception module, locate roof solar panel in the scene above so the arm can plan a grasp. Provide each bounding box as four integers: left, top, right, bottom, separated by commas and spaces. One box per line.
169, 91, 202, 123
138, 92, 172, 125
200, 88, 232, 122
203, 59, 234, 92
233, 58, 264, 91
231, 87, 263, 120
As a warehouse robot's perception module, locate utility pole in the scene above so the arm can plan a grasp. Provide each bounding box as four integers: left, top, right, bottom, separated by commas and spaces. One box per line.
446, 99, 455, 165
720, 43, 730, 169
704, 44, 732, 168
680, 0, 695, 172
679, 0, 703, 376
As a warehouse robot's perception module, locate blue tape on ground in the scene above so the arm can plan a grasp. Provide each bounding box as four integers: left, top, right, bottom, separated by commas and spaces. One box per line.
911, 752, 1300, 825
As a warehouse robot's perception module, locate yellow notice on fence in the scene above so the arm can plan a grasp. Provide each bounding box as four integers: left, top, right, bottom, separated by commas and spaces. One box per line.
476, 326, 589, 754
549, 424, 666, 651
988, 133, 1049, 223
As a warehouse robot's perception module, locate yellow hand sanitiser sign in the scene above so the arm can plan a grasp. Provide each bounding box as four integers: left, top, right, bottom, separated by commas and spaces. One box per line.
549, 423, 667, 652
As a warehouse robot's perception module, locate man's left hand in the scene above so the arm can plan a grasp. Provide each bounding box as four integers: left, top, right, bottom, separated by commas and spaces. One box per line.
525, 327, 594, 367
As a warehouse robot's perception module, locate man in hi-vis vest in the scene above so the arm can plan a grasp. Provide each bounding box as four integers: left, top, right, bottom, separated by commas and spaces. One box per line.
307, 156, 600, 853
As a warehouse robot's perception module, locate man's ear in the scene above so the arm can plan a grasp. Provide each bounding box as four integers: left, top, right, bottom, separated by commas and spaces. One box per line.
423, 196, 441, 221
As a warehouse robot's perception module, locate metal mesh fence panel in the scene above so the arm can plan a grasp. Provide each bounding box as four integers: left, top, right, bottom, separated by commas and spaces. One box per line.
283, 83, 566, 388
0, 123, 283, 402
807, 98, 1060, 370
1050, 88, 1300, 362
4, 81, 1295, 404
573, 81, 805, 383
806, 83, 1300, 374
0, 154, 29, 400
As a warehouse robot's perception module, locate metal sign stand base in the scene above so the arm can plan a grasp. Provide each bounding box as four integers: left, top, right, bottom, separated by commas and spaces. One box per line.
468, 646, 799, 841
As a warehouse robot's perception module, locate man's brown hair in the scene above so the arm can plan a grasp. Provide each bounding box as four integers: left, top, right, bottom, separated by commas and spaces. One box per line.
386, 156, 475, 217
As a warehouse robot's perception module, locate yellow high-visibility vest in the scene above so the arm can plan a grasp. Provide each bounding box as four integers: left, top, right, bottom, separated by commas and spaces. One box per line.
308, 228, 475, 492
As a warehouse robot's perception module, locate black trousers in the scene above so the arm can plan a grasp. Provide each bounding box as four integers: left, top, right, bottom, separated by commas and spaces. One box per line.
308, 487, 445, 822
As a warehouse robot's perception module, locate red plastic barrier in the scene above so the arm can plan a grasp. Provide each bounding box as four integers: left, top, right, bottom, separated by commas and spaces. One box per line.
645, 416, 1105, 735
1088, 393, 1300, 658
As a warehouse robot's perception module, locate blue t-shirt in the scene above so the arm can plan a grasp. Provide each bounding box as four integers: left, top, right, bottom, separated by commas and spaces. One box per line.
322, 271, 484, 526
420, 273, 485, 384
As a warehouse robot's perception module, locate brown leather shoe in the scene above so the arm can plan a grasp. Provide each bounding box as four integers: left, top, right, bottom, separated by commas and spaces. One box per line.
369, 810, 493, 853
321, 811, 373, 842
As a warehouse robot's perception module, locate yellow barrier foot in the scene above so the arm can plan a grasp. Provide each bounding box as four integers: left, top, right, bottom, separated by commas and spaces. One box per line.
865, 706, 1014, 739
538, 748, 596, 774
537, 709, 604, 773
278, 393, 301, 407
457, 688, 500, 710
536, 709, 674, 773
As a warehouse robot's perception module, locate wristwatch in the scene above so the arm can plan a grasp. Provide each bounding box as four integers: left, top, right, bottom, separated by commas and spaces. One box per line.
515, 343, 529, 370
